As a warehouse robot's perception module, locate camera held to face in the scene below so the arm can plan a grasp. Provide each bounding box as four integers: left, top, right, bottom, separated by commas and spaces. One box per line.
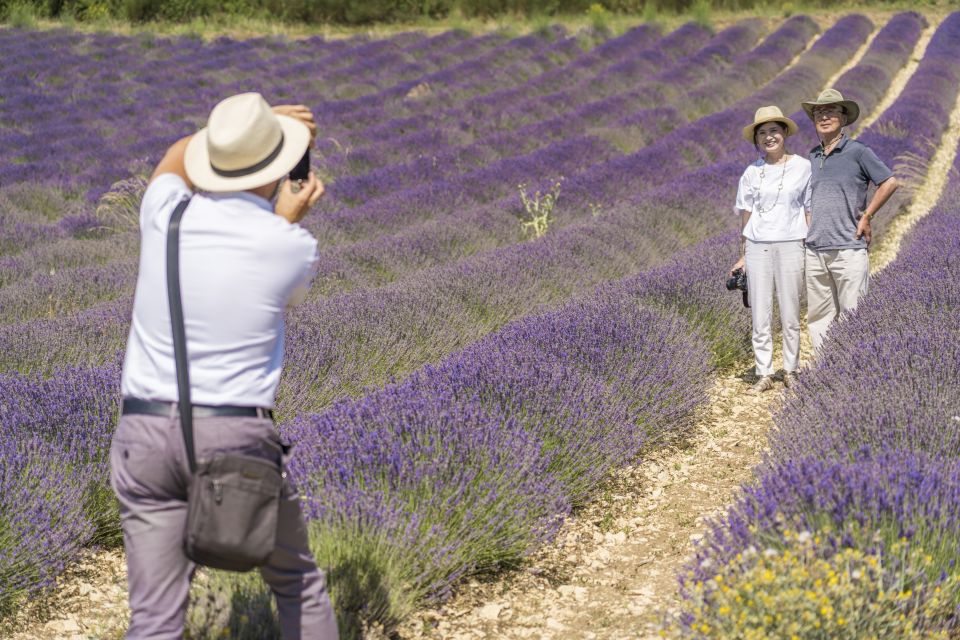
726, 267, 750, 308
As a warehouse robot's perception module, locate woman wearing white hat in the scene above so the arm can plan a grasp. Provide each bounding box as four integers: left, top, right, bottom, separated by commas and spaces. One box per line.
730, 106, 812, 393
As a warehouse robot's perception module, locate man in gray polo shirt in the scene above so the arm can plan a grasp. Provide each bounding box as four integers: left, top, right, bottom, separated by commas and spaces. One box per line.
802, 89, 899, 352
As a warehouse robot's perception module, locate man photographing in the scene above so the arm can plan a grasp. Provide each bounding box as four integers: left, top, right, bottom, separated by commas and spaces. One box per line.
110, 92, 338, 638
802, 88, 899, 352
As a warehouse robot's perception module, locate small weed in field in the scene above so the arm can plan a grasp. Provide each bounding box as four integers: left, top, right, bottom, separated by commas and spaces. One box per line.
96, 176, 147, 232
518, 179, 562, 239
586, 3, 612, 34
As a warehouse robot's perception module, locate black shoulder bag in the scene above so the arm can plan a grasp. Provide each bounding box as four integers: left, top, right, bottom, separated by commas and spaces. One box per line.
167, 197, 283, 572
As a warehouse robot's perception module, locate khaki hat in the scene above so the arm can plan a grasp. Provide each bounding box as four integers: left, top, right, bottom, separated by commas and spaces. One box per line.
801, 88, 860, 125
185, 92, 311, 193
742, 106, 799, 143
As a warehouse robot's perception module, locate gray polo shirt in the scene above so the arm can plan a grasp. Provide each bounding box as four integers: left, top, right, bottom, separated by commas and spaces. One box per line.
806, 136, 894, 251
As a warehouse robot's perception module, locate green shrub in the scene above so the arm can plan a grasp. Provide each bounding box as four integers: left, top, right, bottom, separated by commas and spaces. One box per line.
664, 530, 960, 639
2, 0, 40, 27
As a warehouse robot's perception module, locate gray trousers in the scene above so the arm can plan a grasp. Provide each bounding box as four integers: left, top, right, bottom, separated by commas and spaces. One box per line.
110, 412, 339, 639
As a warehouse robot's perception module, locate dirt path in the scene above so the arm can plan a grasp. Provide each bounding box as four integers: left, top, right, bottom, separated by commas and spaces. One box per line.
395, 361, 794, 640
396, 19, 960, 640
4, 549, 128, 640
9, 15, 957, 640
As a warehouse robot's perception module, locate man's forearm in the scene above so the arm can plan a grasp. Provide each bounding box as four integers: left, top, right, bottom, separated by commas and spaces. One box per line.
864, 177, 899, 219
150, 135, 195, 189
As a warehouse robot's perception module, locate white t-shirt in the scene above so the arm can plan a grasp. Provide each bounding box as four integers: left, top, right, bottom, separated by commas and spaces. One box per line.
120, 174, 319, 408
735, 154, 812, 242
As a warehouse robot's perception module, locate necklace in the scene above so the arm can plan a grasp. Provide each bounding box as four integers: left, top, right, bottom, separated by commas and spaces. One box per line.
819, 132, 844, 169
754, 156, 788, 215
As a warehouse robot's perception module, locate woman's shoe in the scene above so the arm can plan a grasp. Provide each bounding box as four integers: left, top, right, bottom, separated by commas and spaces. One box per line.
783, 372, 799, 389
751, 375, 774, 394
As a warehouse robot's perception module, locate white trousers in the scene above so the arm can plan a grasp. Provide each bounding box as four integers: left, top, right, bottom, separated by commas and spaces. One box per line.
805, 246, 870, 353
744, 239, 805, 376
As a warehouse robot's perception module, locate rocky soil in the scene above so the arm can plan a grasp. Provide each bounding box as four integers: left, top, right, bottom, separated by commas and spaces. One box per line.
8, 11, 959, 640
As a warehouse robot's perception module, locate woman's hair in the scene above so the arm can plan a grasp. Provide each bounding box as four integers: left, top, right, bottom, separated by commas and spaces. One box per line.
753, 120, 787, 152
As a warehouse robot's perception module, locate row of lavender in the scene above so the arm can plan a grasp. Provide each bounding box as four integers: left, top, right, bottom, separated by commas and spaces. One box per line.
0, 17, 775, 356
0, 25, 586, 200
188, 12, 949, 635
272, 13, 890, 416
659, 14, 960, 637
0, 17, 819, 375
0, 15, 868, 385
0, 19, 765, 293
0, 20, 749, 307
313, 21, 747, 206
0, 12, 936, 632
0, 19, 749, 616
303, 17, 808, 242
299, 12, 912, 302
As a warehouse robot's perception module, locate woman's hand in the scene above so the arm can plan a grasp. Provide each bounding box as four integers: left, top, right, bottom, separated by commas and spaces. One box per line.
729, 256, 745, 276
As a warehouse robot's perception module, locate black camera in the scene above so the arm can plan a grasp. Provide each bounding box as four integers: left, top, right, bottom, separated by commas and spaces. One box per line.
726, 267, 750, 308
289, 149, 310, 182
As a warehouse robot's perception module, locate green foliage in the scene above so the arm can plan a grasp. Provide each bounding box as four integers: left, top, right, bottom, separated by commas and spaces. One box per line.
517, 179, 562, 239
0, 0, 944, 26
2, 0, 40, 27
586, 2, 611, 33
664, 530, 960, 638
122, 0, 216, 23
641, 0, 659, 23
690, 0, 710, 27
267, 0, 453, 24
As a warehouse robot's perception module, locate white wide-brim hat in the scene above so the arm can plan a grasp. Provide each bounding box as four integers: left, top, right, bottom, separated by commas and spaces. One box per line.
185, 92, 310, 193
742, 105, 799, 144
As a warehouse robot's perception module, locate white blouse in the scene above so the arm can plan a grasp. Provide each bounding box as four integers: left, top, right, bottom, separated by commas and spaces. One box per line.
735, 154, 811, 242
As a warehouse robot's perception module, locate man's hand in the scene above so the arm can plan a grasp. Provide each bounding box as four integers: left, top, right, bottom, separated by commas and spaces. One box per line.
272, 105, 317, 139
275, 172, 324, 225
855, 214, 872, 246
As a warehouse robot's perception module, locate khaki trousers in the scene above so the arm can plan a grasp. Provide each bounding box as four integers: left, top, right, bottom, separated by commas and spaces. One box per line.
805, 246, 870, 353
744, 239, 805, 376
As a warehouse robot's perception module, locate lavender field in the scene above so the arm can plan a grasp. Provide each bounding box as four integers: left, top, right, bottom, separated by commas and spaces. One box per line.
1, 10, 958, 637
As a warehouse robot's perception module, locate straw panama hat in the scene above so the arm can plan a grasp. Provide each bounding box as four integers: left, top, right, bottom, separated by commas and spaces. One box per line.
742, 106, 799, 143
184, 92, 311, 193
801, 88, 860, 124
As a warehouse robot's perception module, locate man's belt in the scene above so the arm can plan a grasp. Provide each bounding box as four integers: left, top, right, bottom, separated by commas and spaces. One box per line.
122, 397, 274, 421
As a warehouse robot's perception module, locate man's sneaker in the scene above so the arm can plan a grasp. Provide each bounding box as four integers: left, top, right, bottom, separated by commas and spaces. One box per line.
751, 375, 774, 394
783, 372, 799, 389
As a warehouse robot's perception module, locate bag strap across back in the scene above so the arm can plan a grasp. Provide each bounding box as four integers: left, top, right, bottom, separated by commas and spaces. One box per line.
166, 197, 198, 474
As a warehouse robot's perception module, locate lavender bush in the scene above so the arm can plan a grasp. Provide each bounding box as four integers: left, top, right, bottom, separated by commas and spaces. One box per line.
0, 362, 121, 611
667, 12, 960, 634
0, 11, 952, 636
